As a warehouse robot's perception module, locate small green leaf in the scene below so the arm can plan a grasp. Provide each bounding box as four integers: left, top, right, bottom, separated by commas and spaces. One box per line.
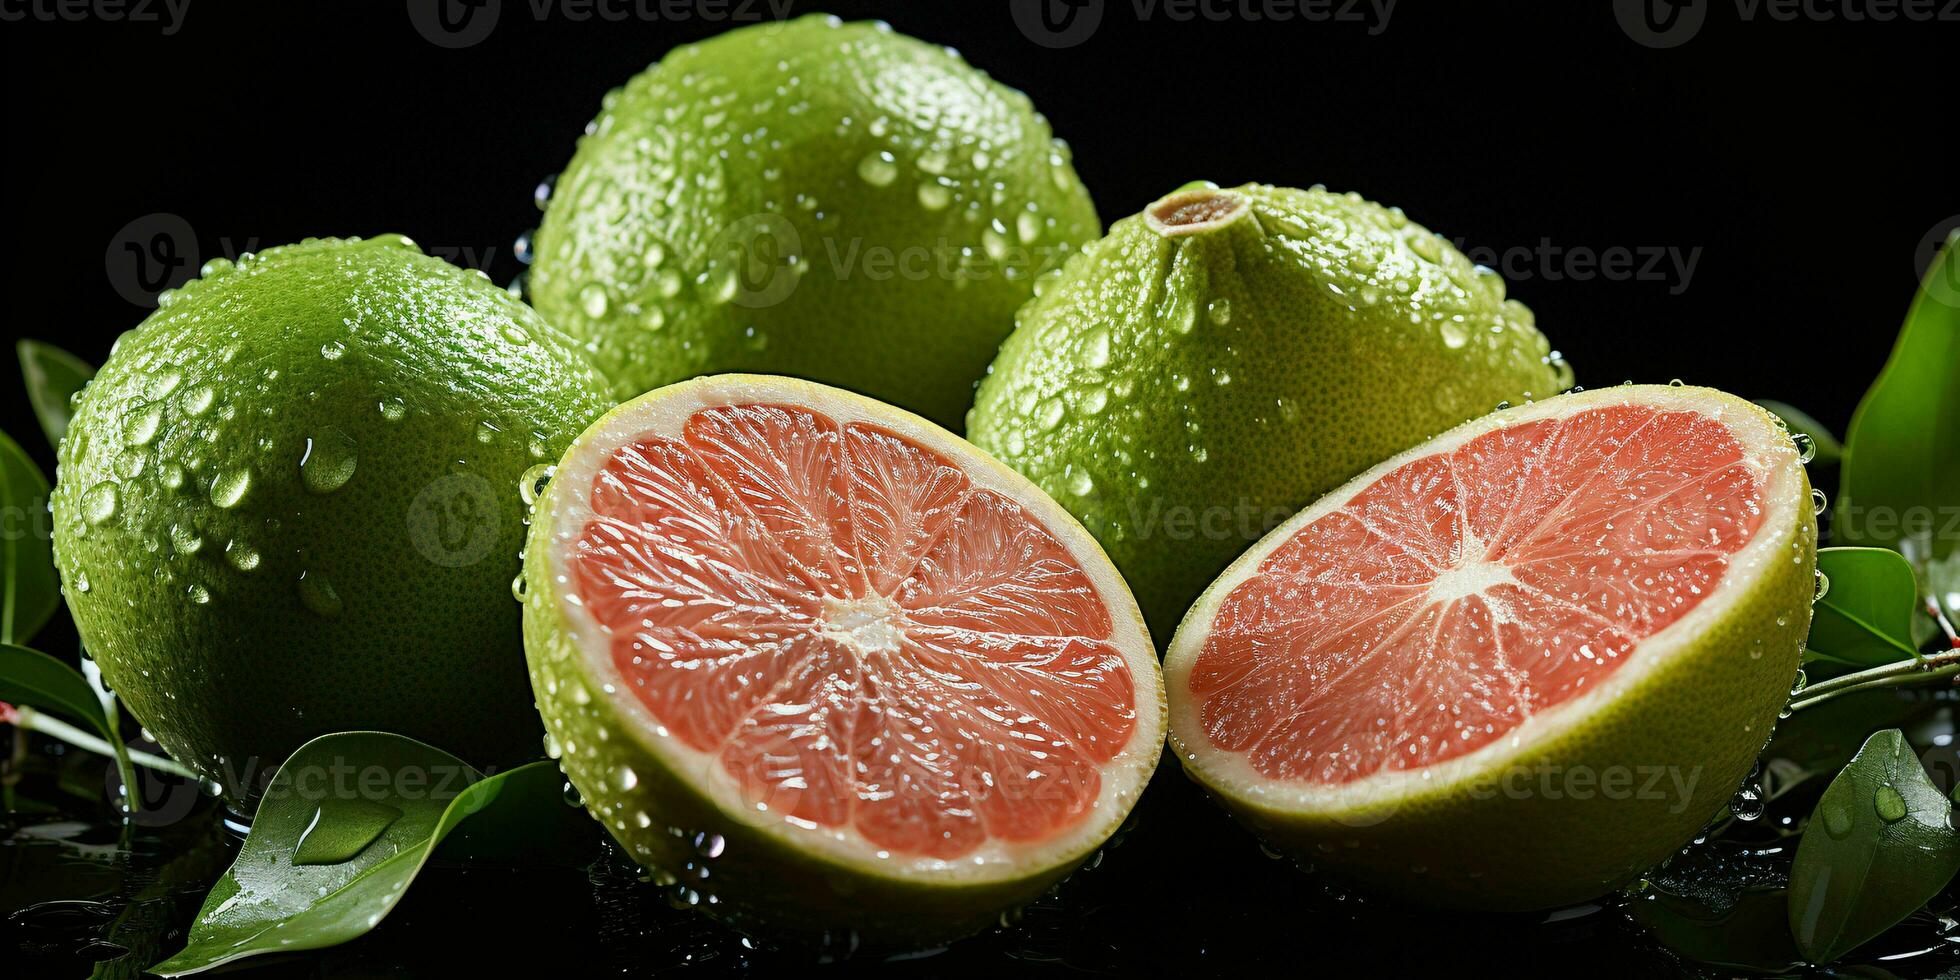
0, 643, 136, 805
1755, 399, 1842, 467
1631, 886, 1803, 974
1804, 548, 1925, 666
0, 643, 112, 736
0, 428, 60, 645
1834, 238, 1959, 626
151, 732, 568, 976
1787, 729, 1960, 964
17, 339, 96, 449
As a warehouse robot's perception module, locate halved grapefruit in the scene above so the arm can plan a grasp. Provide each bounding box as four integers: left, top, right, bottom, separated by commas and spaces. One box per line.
1165, 384, 1816, 909
521, 375, 1164, 946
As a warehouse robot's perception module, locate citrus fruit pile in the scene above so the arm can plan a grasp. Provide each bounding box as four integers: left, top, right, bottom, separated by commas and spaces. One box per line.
40, 12, 1820, 957
520, 375, 1162, 945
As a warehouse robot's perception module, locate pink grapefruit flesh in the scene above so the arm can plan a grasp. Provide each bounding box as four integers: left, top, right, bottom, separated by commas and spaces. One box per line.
571, 402, 1135, 858
1164, 385, 1814, 909
1192, 402, 1764, 783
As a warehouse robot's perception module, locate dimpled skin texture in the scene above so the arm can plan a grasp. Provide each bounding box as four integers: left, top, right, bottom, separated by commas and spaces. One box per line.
51, 236, 613, 801
968, 183, 1571, 643
529, 15, 1101, 430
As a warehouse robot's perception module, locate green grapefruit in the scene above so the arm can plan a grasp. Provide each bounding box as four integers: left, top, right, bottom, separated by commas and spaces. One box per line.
529, 15, 1102, 430
51, 235, 613, 801
520, 374, 1163, 947
1164, 384, 1816, 909
968, 182, 1571, 643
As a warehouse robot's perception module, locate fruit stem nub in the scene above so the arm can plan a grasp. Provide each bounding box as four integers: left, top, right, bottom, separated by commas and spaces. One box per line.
1145, 188, 1247, 238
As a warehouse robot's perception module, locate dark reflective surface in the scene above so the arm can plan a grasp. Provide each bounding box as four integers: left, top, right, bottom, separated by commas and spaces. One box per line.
10, 732, 1960, 979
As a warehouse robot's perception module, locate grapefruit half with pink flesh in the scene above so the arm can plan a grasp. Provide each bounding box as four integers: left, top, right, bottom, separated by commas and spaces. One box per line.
522, 375, 1163, 946
1164, 384, 1816, 909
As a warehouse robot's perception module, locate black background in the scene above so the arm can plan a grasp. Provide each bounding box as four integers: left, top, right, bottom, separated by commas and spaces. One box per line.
5, 0, 1955, 470
3, 2, 1955, 976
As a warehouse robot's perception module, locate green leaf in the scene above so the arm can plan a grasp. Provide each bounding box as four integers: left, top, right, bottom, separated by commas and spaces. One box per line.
1755, 399, 1842, 467
1787, 728, 1960, 964
0, 643, 113, 735
16, 339, 96, 449
151, 732, 567, 976
1805, 548, 1924, 666
1630, 886, 1803, 974
1834, 238, 1959, 626
0, 428, 60, 645
0, 643, 136, 804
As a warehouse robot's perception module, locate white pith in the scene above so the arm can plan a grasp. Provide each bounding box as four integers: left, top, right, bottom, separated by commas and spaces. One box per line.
1163, 385, 1805, 816
544, 374, 1166, 883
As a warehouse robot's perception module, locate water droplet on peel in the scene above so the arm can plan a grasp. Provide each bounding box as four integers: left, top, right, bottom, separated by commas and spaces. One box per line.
579, 283, 610, 318
209, 469, 252, 509
856, 151, 898, 187
297, 571, 342, 619
81, 482, 121, 525
300, 429, 358, 495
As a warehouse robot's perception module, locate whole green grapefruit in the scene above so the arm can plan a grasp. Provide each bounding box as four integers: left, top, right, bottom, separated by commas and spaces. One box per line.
528, 15, 1101, 430
51, 235, 613, 801
968, 182, 1572, 643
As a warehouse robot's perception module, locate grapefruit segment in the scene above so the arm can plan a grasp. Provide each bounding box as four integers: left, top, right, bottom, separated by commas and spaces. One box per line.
525, 375, 1162, 945
1165, 385, 1815, 910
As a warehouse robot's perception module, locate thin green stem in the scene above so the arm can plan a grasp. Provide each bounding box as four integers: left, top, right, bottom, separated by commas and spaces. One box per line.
1786, 650, 1960, 713
13, 705, 200, 780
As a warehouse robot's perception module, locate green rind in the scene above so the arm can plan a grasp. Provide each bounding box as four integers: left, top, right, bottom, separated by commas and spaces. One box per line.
969, 182, 1569, 645
530, 15, 1101, 430
1168, 390, 1816, 909
51, 236, 614, 802
521, 381, 1154, 948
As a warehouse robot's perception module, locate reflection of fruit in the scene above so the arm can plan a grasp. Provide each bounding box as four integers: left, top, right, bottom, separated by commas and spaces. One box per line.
522, 374, 1163, 947
530, 15, 1102, 430
51, 236, 613, 802
1164, 385, 1815, 910
968, 182, 1572, 642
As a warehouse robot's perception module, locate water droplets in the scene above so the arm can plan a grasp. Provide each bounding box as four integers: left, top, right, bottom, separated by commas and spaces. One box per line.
579, 283, 611, 319
209, 469, 252, 509
300, 429, 358, 495
81, 482, 121, 526
856, 151, 898, 187
296, 571, 342, 619
1874, 784, 1907, 823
